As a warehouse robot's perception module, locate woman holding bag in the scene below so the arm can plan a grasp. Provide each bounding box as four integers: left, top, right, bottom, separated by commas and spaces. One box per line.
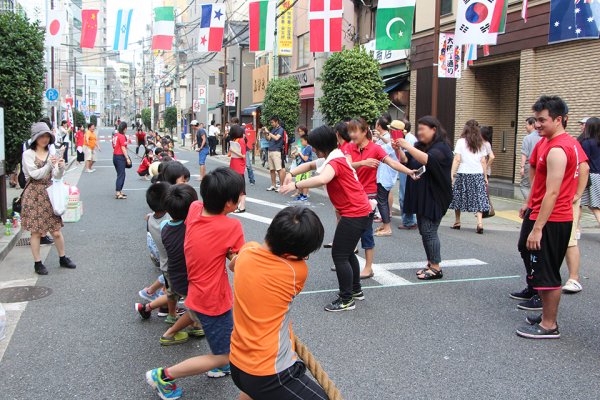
21, 122, 77, 275
112, 121, 131, 199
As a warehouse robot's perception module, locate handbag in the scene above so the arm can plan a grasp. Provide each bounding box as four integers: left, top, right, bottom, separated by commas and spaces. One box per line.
125, 157, 133, 169
12, 151, 50, 214
47, 178, 69, 216
482, 181, 495, 218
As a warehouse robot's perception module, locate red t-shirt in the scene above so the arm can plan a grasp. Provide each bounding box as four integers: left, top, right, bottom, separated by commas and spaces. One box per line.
136, 131, 146, 141
339, 141, 352, 156
230, 138, 247, 175
137, 157, 151, 174
112, 133, 127, 155
184, 201, 245, 316
528, 133, 587, 222
75, 130, 85, 147
326, 158, 372, 218
349, 142, 388, 194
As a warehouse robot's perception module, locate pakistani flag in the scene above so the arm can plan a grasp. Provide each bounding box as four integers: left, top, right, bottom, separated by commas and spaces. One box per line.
376, 0, 415, 50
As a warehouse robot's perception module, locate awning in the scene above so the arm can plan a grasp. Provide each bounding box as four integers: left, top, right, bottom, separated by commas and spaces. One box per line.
208, 101, 224, 111
382, 72, 409, 93
384, 82, 402, 93
300, 86, 315, 100
242, 103, 262, 116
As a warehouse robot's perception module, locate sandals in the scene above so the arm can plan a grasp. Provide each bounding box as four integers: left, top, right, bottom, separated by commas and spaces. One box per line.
416, 263, 431, 276
374, 230, 392, 237
234, 208, 246, 214
417, 268, 443, 280
476, 224, 484, 234
451, 222, 461, 230
115, 193, 127, 200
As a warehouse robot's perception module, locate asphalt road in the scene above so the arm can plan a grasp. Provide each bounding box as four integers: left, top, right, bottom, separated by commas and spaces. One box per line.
1, 143, 600, 400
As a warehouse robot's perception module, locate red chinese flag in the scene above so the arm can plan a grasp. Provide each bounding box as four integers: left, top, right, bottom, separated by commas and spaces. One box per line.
80, 9, 99, 49
309, 0, 343, 53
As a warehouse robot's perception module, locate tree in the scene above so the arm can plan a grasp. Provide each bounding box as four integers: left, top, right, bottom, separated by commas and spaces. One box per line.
0, 12, 45, 170
260, 77, 300, 135
319, 46, 389, 125
164, 106, 177, 133
90, 114, 98, 128
74, 110, 86, 128
141, 108, 151, 130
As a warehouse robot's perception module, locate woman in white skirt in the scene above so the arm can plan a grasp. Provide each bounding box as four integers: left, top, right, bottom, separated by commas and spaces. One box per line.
580, 117, 600, 225
449, 120, 490, 234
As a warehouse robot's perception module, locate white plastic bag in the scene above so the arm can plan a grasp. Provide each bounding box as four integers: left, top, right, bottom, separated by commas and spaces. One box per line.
46, 179, 69, 216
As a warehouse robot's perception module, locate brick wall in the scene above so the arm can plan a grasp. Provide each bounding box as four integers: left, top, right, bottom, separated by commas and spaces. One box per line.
409, 69, 417, 126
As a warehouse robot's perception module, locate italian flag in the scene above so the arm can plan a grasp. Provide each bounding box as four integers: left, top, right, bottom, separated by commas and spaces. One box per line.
249, 0, 276, 52
152, 6, 175, 50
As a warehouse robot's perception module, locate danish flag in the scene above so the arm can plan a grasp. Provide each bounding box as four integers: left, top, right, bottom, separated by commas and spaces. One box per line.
309, 0, 344, 52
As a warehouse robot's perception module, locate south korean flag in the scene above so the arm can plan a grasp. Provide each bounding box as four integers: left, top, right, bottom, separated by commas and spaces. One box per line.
454, 0, 499, 45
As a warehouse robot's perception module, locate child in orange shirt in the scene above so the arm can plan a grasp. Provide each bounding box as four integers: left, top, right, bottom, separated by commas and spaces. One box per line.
230, 207, 327, 400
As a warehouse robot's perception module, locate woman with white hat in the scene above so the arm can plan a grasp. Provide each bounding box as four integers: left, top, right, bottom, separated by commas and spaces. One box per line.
21, 122, 77, 275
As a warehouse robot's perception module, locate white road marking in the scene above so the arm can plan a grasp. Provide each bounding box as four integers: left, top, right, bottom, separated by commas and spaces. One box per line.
231, 212, 273, 225
375, 258, 487, 271
356, 256, 413, 286
245, 197, 287, 210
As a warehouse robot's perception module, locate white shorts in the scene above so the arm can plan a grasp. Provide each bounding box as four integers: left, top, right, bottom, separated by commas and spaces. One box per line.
83, 146, 96, 162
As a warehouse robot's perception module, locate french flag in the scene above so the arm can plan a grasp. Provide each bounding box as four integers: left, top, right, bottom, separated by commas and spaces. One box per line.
198, 3, 225, 52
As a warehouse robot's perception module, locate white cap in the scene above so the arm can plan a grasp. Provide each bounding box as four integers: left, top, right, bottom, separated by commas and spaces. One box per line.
190, 120, 199, 126
579, 117, 589, 124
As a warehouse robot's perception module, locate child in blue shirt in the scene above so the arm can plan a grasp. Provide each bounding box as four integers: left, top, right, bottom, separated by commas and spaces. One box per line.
294, 135, 312, 201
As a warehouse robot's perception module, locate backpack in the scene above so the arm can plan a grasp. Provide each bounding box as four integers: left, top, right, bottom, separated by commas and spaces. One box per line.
282, 130, 289, 156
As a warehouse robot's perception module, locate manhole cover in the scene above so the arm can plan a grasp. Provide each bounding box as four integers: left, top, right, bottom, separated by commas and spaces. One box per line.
0, 286, 52, 303
15, 237, 31, 247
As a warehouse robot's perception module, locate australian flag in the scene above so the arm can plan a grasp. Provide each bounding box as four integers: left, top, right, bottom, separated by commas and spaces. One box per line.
549, 0, 600, 43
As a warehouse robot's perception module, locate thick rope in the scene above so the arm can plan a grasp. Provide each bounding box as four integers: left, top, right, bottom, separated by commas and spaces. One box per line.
294, 335, 343, 400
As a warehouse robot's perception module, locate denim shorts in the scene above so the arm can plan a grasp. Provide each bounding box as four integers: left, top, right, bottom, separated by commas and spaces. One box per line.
198, 147, 209, 165
189, 309, 233, 355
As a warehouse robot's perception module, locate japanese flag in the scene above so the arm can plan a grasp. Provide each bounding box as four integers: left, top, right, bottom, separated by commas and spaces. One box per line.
46, 10, 64, 47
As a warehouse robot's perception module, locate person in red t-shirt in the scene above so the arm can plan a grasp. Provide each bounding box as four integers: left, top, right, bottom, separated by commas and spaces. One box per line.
75, 125, 85, 163
514, 96, 581, 340
346, 118, 416, 279
145, 167, 246, 399
135, 127, 147, 155
137, 148, 154, 179
112, 122, 131, 199
228, 125, 247, 213
281, 125, 397, 312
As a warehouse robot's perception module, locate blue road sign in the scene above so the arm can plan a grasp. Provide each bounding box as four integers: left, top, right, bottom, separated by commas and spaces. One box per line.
46, 88, 59, 102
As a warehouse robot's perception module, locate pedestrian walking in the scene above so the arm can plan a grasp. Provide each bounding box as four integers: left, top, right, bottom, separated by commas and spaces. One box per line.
579, 117, 600, 225
395, 116, 453, 280
280, 125, 374, 312
229, 125, 247, 213
519, 117, 542, 199
208, 120, 219, 156
397, 120, 418, 229
514, 96, 581, 340
239, 122, 255, 186
21, 122, 76, 275
83, 123, 99, 173
266, 116, 286, 192
481, 126, 495, 179
57, 120, 70, 163
75, 125, 85, 164
113, 121, 131, 200
449, 119, 490, 234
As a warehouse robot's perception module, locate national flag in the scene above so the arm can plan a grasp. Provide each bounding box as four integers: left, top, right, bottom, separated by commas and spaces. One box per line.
483, 44, 491, 56
249, 0, 277, 52
46, 10, 64, 47
454, 0, 501, 45
463, 44, 478, 70
113, 9, 133, 51
309, 0, 344, 52
80, 9, 99, 49
490, 0, 508, 33
522, 0, 529, 22
375, 0, 415, 50
549, 0, 599, 44
198, 3, 226, 52
152, 6, 175, 50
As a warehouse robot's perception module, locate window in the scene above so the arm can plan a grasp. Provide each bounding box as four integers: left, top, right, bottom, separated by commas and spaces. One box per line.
279, 56, 290, 75
441, 0, 452, 16
297, 33, 310, 68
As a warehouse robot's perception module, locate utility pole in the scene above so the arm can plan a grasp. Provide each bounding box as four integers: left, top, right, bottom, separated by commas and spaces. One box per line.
50, 0, 56, 126
73, 56, 77, 120
191, 67, 195, 121
174, 20, 180, 140
222, 45, 228, 154
238, 45, 242, 120
431, 0, 441, 117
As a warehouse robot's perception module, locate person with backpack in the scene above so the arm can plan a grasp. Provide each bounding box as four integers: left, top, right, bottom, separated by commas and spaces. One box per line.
266, 116, 286, 192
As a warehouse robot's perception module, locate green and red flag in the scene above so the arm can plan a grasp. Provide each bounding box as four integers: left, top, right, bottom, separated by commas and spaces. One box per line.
152, 6, 175, 50
375, 0, 415, 50
249, 0, 276, 52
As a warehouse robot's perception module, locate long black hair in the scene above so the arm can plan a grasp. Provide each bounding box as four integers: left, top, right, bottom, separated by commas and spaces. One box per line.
118, 121, 128, 134
416, 116, 450, 152
580, 117, 600, 145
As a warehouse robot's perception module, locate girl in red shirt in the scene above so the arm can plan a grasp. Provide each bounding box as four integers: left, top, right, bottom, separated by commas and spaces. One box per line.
112, 122, 131, 199
280, 125, 374, 312
137, 148, 154, 179
229, 125, 247, 213
75, 126, 85, 163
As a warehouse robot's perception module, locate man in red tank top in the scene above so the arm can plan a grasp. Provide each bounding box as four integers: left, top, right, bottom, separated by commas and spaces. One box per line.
515, 96, 580, 340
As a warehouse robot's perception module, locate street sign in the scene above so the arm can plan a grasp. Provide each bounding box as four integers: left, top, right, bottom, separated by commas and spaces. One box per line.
193, 99, 202, 113
225, 89, 236, 107
198, 85, 206, 100
45, 88, 59, 102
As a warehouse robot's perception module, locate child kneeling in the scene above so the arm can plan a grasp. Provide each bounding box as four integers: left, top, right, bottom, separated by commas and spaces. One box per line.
230, 207, 326, 400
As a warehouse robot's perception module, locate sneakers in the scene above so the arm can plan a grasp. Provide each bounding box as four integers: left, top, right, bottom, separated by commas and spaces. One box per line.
266, 186, 276, 191
157, 307, 169, 317
517, 295, 543, 311
299, 194, 308, 201
164, 315, 178, 325
85, 169, 96, 173
324, 297, 356, 312
516, 323, 560, 339
135, 303, 152, 320
40, 235, 55, 245
34, 262, 48, 275
207, 364, 231, 378
146, 368, 182, 399
525, 314, 542, 325
337, 290, 365, 301
509, 287, 536, 301
187, 326, 205, 338
59, 256, 76, 269
159, 331, 189, 346
562, 279, 583, 294
139, 288, 160, 302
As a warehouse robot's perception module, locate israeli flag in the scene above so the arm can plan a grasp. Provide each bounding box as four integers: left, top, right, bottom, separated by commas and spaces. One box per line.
113, 9, 133, 50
